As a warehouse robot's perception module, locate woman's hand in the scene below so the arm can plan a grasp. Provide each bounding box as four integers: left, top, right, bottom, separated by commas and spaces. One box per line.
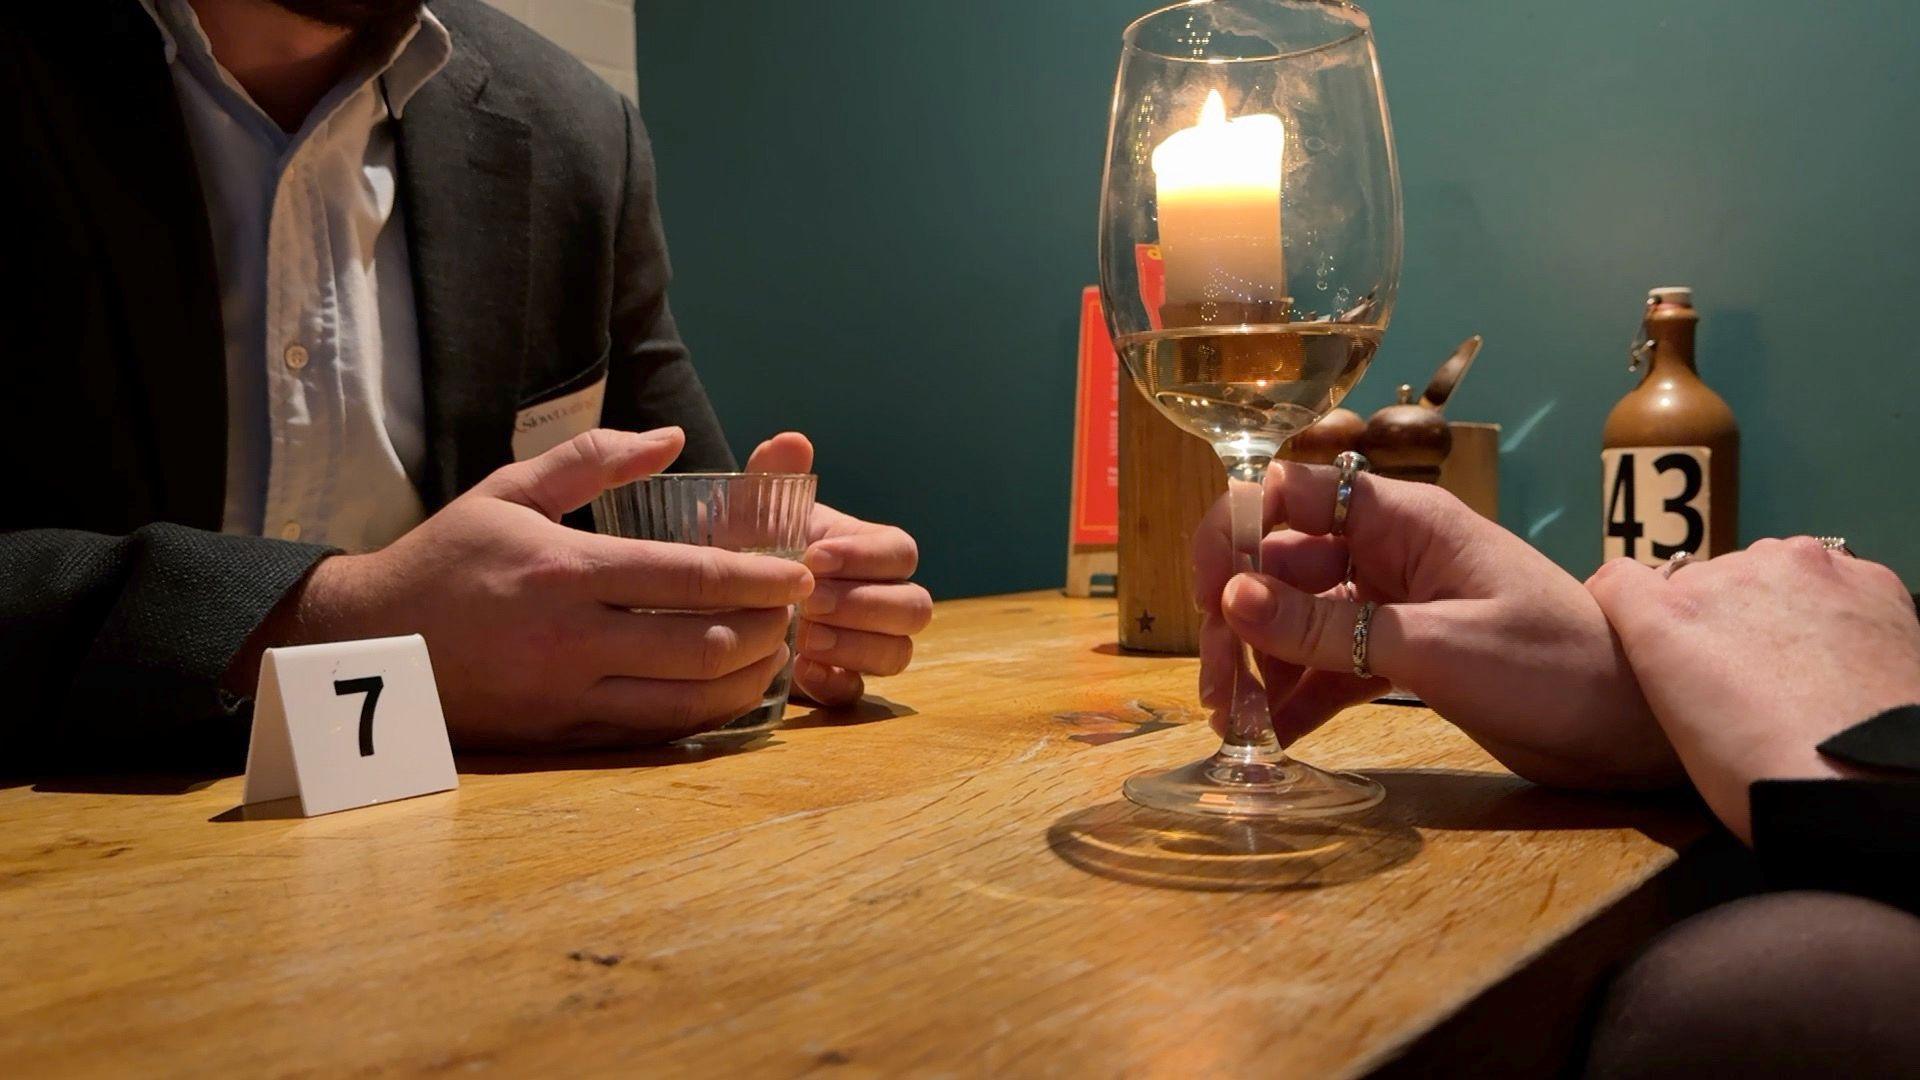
1203, 462, 1682, 790
1589, 538, 1920, 841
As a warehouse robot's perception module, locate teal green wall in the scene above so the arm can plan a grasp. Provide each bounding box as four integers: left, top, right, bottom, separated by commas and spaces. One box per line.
635, 2, 1920, 599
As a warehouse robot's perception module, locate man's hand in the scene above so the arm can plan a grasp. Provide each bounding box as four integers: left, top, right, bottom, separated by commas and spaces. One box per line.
259, 427, 813, 750
1589, 539, 1920, 842
1206, 462, 1683, 790
744, 433, 933, 706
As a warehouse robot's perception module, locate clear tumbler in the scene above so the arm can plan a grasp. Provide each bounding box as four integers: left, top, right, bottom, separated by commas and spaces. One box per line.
591, 472, 818, 742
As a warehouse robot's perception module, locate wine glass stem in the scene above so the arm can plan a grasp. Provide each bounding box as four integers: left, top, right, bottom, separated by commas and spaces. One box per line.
1220, 453, 1282, 756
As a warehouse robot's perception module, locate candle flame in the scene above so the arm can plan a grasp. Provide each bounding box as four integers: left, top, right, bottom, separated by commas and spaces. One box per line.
1152, 91, 1284, 194
1199, 89, 1227, 128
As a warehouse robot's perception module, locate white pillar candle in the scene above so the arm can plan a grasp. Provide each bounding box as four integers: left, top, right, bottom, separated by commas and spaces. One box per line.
1150, 90, 1286, 308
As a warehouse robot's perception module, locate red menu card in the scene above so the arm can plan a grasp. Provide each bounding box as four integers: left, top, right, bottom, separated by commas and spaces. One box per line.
1070, 286, 1121, 547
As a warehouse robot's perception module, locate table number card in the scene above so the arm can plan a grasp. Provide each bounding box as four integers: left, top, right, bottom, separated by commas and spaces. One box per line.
242, 634, 458, 817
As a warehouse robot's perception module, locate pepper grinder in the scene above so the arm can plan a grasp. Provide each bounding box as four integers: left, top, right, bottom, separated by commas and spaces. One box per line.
1282, 407, 1365, 466
1361, 385, 1451, 482
1360, 334, 1482, 483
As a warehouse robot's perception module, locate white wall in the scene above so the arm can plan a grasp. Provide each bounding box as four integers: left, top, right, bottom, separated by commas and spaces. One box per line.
477, 0, 638, 101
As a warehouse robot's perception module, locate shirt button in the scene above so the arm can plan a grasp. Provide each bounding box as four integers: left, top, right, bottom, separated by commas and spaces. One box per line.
284, 343, 309, 370
280, 522, 303, 542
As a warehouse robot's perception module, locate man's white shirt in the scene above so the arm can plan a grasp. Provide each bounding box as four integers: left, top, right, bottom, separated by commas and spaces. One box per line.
139, 0, 451, 552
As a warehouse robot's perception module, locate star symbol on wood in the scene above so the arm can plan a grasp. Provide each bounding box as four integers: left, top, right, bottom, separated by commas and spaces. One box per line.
1135, 610, 1156, 633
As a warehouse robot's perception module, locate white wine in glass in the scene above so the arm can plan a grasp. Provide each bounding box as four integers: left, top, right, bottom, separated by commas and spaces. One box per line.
1124, 322, 1381, 450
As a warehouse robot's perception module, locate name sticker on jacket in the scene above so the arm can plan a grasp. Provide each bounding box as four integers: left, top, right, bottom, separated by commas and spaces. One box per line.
1602, 446, 1713, 566
512, 375, 608, 461
242, 635, 458, 817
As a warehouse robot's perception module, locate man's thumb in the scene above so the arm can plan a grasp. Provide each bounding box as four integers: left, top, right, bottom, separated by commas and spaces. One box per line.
482, 427, 685, 520
745, 431, 814, 474
1221, 572, 1411, 681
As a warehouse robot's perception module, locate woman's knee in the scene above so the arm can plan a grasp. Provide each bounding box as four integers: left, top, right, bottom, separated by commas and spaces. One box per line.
1585, 891, 1920, 1079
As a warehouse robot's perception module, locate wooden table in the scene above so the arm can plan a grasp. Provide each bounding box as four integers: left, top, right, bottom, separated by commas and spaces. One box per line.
0, 591, 1729, 1077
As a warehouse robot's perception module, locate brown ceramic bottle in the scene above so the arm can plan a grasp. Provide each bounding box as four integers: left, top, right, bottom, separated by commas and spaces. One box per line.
1601, 287, 1739, 565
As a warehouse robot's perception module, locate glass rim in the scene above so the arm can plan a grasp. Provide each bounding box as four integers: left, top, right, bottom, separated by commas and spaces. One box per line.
1121, 0, 1372, 65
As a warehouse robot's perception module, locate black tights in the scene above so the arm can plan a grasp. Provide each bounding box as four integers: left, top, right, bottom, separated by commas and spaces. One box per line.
1585, 891, 1920, 1078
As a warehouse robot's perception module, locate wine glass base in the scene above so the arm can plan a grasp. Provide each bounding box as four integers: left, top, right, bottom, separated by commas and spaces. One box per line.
1123, 747, 1384, 819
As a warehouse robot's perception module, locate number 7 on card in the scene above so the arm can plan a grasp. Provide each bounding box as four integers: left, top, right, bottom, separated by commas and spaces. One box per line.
242, 634, 458, 816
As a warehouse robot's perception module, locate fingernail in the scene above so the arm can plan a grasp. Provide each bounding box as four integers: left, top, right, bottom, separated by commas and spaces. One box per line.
1225, 574, 1278, 623
643, 425, 683, 443
802, 588, 837, 616
806, 624, 837, 652
804, 547, 842, 575
802, 660, 861, 704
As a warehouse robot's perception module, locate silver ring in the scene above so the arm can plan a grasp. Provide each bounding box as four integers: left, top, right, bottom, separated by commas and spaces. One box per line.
1816, 536, 1854, 557
1660, 551, 1695, 579
1332, 451, 1369, 537
1351, 601, 1377, 678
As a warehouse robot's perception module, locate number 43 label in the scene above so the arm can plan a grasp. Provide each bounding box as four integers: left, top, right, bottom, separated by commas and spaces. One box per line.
242, 634, 458, 816
1602, 446, 1713, 567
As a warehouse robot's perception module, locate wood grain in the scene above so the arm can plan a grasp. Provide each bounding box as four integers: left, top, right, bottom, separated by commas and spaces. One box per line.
1118, 377, 1223, 654
0, 591, 1712, 1077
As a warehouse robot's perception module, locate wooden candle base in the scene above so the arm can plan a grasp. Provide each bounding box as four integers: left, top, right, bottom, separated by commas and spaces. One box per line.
1117, 374, 1224, 654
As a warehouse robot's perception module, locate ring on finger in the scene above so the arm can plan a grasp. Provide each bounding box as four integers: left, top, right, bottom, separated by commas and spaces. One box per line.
1351, 600, 1378, 678
1816, 535, 1855, 557
1660, 550, 1696, 579
1332, 451, 1369, 537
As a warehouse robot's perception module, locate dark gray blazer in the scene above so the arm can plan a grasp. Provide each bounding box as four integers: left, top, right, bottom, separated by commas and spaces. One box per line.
0, 0, 734, 769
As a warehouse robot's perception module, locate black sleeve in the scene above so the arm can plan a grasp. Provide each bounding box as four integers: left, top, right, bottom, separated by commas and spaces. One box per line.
1749, 706, 1920, 912
0, 525, 330, 772
599, 94, 735, 472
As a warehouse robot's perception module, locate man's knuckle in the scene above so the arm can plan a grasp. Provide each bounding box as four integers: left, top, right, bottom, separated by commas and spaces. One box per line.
684, 549, 727, 606
877, 637, 914, 676
906, 588, 935, 630
575, 428, 616, 469
696, 622, 738, 679
522, 546, 584, 590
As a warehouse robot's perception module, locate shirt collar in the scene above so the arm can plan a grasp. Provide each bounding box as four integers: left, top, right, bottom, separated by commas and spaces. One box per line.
134, 0, 451, 121
381, 7, 452, 119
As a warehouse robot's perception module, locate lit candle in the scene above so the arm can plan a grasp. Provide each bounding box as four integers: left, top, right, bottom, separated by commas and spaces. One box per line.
1150, 90, 1286, 309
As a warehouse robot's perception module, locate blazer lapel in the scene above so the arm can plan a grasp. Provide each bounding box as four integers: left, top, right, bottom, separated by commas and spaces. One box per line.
395, 42, 532, 511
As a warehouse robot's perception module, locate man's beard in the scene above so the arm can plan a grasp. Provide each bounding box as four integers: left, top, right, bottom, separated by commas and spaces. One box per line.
269, 0, 425, 33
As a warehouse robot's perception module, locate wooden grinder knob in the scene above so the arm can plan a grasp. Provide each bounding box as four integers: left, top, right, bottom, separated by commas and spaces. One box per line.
1362, 384, 1452, 484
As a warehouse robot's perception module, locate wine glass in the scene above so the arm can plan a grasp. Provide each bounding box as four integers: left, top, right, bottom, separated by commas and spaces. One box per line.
1098, 0, 1402, 817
